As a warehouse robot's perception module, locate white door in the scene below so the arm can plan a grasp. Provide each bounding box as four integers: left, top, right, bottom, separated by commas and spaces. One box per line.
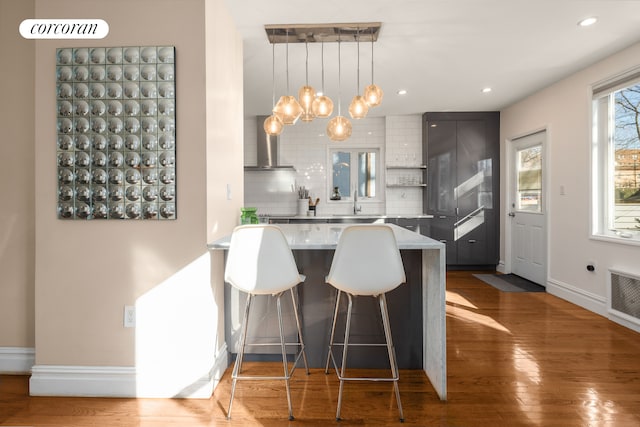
509, 131, 546, 286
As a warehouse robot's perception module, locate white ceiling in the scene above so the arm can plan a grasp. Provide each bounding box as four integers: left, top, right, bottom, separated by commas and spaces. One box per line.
224, 0, 640, 118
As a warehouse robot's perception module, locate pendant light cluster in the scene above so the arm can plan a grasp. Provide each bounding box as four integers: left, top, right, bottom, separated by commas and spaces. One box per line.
264, 23, 382, 142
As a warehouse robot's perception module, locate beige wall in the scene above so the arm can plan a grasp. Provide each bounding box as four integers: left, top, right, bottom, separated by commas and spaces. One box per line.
500, 42, 640, 310
28, 0, 242, 388
0, 0, 36, 350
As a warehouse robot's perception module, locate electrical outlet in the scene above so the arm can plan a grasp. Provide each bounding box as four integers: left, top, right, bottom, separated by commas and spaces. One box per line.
124, 305, 136, 328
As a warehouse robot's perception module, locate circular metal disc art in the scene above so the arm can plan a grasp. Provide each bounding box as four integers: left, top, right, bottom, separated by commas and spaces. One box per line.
56, 46, 176, 219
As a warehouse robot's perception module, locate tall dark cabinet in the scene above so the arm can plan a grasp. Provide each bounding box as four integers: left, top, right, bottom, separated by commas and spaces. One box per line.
423, 112, 500, 268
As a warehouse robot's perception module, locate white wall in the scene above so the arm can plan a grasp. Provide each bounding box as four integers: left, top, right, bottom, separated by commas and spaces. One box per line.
500, 42, 640, 316
244, 114, 424, 216
27, 0, 243, 397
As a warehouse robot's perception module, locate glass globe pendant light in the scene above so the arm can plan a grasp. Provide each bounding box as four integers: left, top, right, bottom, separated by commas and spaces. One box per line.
273, 94, 302, 125
273, 29, 302, 125
364, 27, 383, 108
349, 94, 369, 119
349, 30, 369, 119
327, 34, 352, 142
326, 115, 352, 141
264, 114, 283, 135
264, 38, 283, 136
311, 41, 333, 118
298, 42, 316, 122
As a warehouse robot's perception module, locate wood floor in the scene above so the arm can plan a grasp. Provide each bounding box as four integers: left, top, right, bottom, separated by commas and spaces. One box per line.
2, 271, 640, 426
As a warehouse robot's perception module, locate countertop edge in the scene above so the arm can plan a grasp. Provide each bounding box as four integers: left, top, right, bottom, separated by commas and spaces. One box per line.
208, 223, 445, 251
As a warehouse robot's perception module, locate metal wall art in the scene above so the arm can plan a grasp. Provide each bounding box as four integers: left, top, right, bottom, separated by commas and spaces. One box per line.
56, 46, 176, 220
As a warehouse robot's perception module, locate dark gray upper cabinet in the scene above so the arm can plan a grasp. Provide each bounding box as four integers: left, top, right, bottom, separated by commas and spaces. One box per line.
423, 112, 500, 268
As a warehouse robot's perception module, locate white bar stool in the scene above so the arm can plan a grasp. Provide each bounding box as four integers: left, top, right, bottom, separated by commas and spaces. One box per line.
224, 224, 309, 420
325, 224, 406, 422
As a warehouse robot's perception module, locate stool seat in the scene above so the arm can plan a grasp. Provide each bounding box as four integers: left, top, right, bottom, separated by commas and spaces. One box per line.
224, 224, 309, 420
325, 224, 406, 422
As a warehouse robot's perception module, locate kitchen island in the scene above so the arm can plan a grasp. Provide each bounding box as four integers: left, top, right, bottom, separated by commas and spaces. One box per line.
208, 223, 447, 400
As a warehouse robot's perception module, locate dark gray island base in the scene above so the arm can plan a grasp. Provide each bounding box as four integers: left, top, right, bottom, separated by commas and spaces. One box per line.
291, 249, 424, 369
209, 223, 447, 400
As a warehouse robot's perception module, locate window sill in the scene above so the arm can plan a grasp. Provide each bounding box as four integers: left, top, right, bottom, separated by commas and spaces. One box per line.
590, 231, 640, 247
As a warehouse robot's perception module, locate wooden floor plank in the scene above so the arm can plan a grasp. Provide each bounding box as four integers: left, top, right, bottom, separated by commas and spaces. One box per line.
2, 271, 640, 426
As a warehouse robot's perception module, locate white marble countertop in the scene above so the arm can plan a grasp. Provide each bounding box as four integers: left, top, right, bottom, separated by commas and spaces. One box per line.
208, 223, 445, 251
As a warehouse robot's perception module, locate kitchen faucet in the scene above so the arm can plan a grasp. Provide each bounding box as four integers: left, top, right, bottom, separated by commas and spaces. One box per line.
353, 185, 361, 215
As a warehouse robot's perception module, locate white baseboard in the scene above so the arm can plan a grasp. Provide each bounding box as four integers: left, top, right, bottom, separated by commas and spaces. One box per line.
608, 311, 640, 333
496, 260, 506, 274
29, 365, 138, 397
0, 347, 35, 373
546, 277, 608, 317
29, 343, 229, 398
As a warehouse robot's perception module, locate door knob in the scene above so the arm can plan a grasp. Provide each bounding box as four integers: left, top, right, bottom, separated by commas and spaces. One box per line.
508, 212, 515, 217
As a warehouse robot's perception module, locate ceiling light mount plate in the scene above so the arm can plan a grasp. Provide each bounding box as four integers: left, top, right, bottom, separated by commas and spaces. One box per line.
265, 22, 382, 44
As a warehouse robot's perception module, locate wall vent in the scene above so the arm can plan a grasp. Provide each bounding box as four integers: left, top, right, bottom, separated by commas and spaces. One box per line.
608, 269, 640, 333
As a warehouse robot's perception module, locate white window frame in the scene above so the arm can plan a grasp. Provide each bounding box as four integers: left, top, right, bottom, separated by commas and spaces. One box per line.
591, 66, 640, 246
328, 146, 382, 204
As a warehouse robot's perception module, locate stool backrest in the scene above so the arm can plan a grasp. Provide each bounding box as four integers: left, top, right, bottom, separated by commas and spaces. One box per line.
327, 224, 406, 296
225, 225, 302, 295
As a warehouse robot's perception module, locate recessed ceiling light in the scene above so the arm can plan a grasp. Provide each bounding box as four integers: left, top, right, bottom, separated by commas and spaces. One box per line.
481, 87, 492, 93
578, 16, 598, 27
397, 89, 407, 95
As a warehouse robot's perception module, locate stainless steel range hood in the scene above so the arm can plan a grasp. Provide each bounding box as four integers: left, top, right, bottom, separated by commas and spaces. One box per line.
244, 116, 296, 171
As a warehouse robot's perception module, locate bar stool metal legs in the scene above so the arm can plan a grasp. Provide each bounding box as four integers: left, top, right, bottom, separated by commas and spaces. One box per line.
379, 293, 403, 421
325, 289, 404, 422
227, 288, 309, 421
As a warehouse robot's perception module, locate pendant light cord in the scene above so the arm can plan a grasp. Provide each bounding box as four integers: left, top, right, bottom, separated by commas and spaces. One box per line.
321, 41, 325, 93
370, 27, 375, 84
337, 30, 342, 115
271, 35, 276, 107
305, 42, 309, 85
356, 29, 360, 94
285, 28, 290, 94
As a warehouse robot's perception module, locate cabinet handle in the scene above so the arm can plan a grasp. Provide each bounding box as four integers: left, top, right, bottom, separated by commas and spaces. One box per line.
438, 215, 447, 219
468, 239, 477, 243
439, 239, 447, 243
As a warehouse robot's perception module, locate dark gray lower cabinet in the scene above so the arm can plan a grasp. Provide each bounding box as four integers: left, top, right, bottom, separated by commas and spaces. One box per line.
423, 112, 500, 269
456, 210, 497, 266
428, 216, 456, 263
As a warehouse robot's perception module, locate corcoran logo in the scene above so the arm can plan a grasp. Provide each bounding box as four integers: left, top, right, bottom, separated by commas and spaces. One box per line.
19, 19, 109, 39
